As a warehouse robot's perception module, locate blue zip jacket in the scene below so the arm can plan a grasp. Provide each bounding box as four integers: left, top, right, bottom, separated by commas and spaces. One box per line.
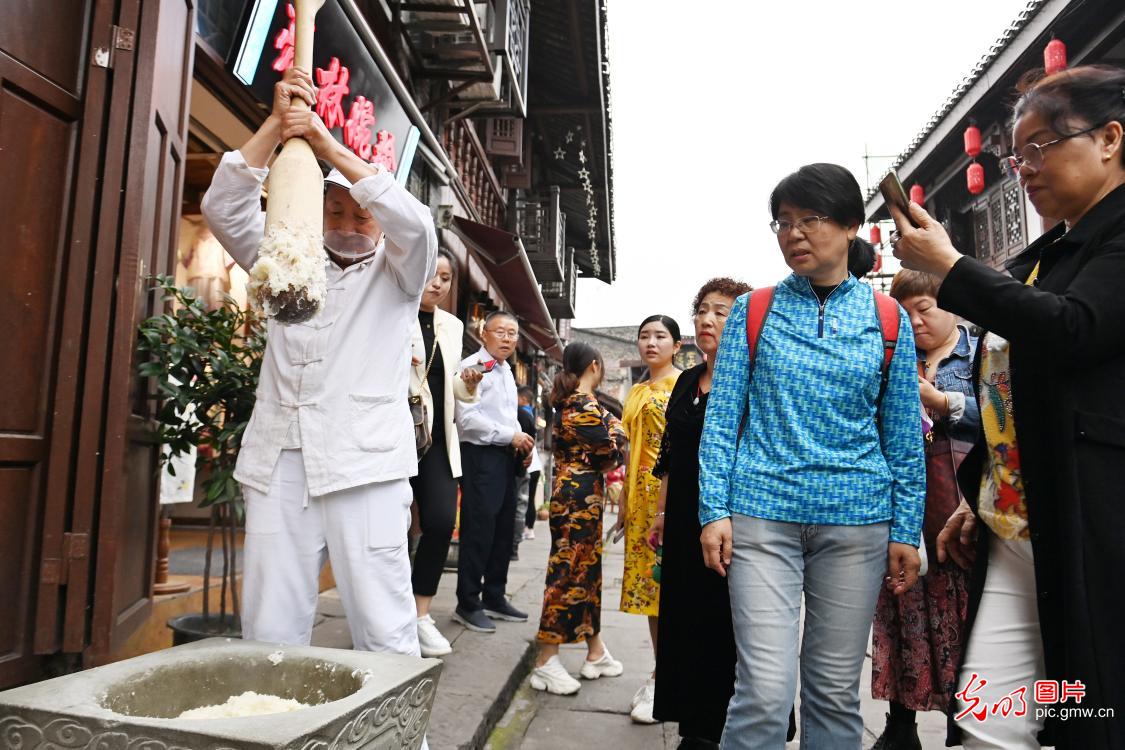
698, 273, 925, 545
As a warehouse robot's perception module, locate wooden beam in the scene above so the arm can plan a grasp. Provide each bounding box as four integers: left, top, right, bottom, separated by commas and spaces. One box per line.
530, 102, 601, 115
567, 0, 589, 96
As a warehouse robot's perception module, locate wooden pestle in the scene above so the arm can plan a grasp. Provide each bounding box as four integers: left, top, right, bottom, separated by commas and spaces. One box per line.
250, 0, 328, 324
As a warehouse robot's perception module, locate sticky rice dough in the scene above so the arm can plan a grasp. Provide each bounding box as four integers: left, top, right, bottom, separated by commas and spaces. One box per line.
177, 690, 310, 719
248, 220, 326, 323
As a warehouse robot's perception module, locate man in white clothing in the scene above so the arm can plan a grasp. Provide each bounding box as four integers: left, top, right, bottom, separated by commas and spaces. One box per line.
453, 311, 534, 632
200, 66, 437, 657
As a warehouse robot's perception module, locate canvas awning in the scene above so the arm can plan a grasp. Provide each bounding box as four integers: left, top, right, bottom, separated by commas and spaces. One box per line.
448, 215, 563, 361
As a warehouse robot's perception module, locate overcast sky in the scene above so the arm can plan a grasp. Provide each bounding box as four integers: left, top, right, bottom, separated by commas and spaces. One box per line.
572, 0, 1033, 329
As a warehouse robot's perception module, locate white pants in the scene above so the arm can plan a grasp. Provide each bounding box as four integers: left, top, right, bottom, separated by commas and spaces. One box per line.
957, 535, 1046, 749
241, 449, 420, 656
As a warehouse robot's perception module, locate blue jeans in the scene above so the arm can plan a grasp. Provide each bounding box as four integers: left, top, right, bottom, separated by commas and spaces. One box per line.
721, 515, 889, 750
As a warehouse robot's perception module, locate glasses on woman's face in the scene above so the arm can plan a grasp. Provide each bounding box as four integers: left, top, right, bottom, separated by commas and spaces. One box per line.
1004, 123, 1104, 173
769, 216, 831, 235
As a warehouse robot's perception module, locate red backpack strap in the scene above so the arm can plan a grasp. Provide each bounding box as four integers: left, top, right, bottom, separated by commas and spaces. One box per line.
873, 291, 901, 411
744, 286, 776, 376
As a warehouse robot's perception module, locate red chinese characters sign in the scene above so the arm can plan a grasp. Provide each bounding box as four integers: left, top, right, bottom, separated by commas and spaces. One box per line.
271, 4, 397, 172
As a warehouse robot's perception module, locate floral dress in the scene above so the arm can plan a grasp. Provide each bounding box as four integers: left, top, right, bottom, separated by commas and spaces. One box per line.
619, 372, 678, 616
872, 325, 980, 712
536, 392, 626, 644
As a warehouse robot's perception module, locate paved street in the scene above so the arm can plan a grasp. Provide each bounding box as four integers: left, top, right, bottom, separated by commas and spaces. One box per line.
484, 510, 949, 749
314, 506, 949, 749
309, 506, 954, 748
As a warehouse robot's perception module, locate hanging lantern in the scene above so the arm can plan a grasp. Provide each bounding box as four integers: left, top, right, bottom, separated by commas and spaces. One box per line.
909, 184, 925, 204
964, 124, 982, 158
872, 252, 883, 274
1045, 37, 1067, 75
967, 162, 985, 195
870, 225, 882, 245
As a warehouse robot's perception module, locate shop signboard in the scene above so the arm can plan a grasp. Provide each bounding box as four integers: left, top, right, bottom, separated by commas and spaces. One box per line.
231, 0, 419, 182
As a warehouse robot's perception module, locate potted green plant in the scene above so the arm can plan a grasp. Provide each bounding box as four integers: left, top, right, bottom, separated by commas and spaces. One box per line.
137, 275, 266, 643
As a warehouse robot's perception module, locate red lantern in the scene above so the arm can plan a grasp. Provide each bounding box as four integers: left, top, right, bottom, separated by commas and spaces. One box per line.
870, 225, 882, 245
909, 184, 925, 205
967, 162, 985, 195
964, 124, 982, 158
872, 252, 883, 274
1045, 38, 1067, 76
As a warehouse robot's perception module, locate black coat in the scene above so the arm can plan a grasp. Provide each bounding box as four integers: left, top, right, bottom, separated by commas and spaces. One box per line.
939, 183, 1125, 749
651, 364, 736, 742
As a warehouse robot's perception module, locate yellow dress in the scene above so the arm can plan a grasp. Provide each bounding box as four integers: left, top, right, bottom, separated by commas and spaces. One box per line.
619, 372, 679, 616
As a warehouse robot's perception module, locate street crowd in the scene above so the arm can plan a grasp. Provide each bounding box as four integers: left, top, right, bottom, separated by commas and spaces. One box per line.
200, 61, 1125, 750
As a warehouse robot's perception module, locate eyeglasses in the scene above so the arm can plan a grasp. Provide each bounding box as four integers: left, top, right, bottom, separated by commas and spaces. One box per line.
1004, 123, 1105, 172
485, 328, 519, 341
769, 216, 831, 235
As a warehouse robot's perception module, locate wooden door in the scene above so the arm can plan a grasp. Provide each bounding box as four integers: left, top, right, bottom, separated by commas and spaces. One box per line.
0, 0, 116, 687
80, 0, 197, 662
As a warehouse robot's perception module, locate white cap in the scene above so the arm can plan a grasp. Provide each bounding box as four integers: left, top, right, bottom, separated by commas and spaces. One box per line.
324, 168, 352, 191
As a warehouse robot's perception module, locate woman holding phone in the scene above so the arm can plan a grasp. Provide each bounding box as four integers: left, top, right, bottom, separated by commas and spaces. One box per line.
530, 342, 627, 695
890, 64, 1125, 750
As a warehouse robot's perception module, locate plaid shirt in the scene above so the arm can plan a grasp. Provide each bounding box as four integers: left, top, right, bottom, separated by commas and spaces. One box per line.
698, 274, 925, 546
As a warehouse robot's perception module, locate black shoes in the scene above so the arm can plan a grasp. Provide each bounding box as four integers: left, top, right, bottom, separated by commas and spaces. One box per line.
483, 599, 528, 622
872, 712, 922, 750
452, 606, 496, 633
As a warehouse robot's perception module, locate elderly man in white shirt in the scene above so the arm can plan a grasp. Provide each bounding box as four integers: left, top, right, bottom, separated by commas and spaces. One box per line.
453, 311, 535, 632
200, 66, 436, 657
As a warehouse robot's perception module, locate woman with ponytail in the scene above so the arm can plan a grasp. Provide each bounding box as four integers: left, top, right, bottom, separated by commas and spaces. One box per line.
530, 342, 627, 695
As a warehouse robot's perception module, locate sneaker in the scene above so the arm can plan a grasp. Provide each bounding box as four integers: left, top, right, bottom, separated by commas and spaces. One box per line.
529, 655, 581, 695
630, 677, 657, 724
416, 614, 452, 657
452, 606, 496, 633
522, 527, 535, 541
483, 599, 528, 622
579, 648, 623, 679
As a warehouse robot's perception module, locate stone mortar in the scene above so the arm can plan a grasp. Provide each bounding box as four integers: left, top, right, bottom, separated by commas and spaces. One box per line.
0, 638, 442, 749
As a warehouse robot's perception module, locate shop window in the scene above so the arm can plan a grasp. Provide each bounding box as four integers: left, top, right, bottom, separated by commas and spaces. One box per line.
971, 177, 1026, 269
196, 0, 251, 60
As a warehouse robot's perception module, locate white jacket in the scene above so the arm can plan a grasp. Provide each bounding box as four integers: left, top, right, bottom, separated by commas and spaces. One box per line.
410, 308, 478, 477
201, 151, 437, 495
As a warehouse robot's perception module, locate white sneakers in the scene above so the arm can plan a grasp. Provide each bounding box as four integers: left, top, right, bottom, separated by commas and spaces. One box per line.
630, 676, 657, 724
531, 648, 624, 696
579, 648, 624, 679
416, 614, 452, 657
530, 655, 582, 695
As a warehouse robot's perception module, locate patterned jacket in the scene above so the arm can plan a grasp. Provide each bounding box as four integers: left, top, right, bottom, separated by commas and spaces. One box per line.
698, 273, 925, 545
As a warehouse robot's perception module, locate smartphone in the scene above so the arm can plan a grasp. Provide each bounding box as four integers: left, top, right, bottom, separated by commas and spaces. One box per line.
604, 525, 626, 545
467, 361, 495, 374
879, 170, 920, 227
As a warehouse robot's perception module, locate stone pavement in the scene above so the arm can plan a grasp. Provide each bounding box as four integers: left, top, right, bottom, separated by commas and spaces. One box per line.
312, 510, 951, 749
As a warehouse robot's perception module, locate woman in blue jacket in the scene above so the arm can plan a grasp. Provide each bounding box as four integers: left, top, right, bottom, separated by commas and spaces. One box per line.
698, 163, 926, 749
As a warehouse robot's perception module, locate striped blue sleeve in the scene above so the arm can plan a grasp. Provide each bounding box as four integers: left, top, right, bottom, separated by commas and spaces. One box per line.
880, 303, 927, 545
699, 292, 751, 526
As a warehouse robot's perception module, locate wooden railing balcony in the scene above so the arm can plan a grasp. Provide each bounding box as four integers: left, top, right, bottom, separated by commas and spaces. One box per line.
514, 186, 564, 283
442, 119, 506, 228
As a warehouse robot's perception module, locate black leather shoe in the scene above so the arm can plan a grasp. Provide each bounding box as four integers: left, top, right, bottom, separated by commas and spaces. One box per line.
452, 606, 496, 633
483, 599, 528, 622
872, 712, 922, 750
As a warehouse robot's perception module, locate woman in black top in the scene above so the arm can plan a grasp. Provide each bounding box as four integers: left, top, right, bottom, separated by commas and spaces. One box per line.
410, 249, 482, 658
891, 64, 1125, 749
649, 278, 786, 748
